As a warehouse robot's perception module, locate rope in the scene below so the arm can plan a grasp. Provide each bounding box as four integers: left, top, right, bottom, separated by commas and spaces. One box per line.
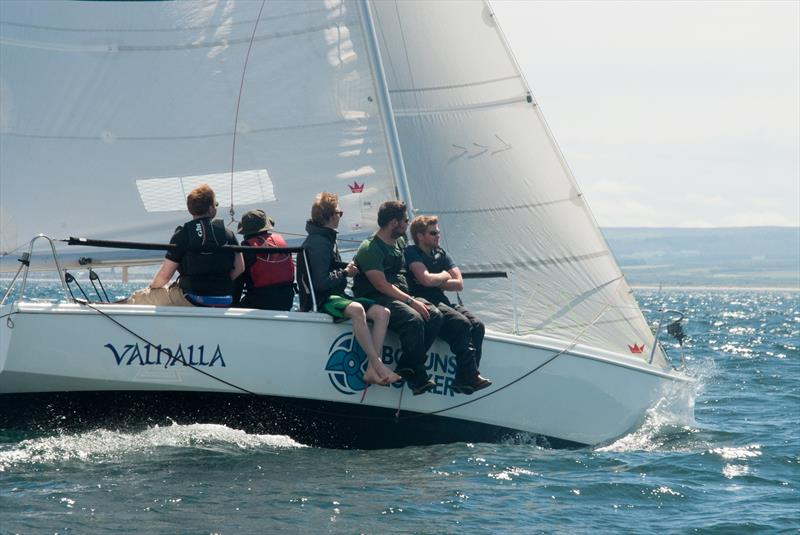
65, 297, 611, 422
8, 289, 610, 425
71, 298, 608, 423
228, 0, 267, 223
80, 302, 258, 396
397, 302, 612, 420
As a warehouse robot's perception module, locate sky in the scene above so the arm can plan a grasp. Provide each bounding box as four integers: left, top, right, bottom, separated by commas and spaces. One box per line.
491, 0, 799, 228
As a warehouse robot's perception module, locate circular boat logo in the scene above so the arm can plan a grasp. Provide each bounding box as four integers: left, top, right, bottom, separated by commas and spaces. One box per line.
325, 333, 367, 395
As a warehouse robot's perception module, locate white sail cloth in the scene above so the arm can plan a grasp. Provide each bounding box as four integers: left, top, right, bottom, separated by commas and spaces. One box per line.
0, 0, 394, 255
371, 0, 666, 366
0, 0, 666, 367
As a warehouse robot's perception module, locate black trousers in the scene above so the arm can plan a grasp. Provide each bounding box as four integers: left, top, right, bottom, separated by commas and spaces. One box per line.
374, 295, 443, 381
435, 302, 486, 378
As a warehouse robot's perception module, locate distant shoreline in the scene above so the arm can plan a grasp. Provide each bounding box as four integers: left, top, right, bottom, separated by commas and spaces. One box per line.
630, 284, 799, 292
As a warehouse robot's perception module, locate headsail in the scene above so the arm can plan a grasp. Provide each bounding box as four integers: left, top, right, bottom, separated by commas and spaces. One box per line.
0, 0, 394, 260
370, 0, 666, 365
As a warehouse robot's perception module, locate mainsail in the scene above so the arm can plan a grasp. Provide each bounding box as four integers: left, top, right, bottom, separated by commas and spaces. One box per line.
371, 0, 666, 365
0, 0, 667, 366
0, 0, 395, 256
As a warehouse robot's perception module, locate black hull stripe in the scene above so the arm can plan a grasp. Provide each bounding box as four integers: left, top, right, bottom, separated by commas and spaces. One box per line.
0, 391, 585, 450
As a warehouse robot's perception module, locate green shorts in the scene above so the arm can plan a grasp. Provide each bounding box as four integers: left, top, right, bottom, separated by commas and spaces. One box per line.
321, 295, 376, 319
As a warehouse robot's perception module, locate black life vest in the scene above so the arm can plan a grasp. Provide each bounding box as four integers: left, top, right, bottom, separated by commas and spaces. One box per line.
180, 218, 234, 277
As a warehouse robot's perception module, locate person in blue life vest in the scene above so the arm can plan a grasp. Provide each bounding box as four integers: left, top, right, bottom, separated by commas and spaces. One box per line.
352, 201, 443, 395
405, 215, 491, 394
127, 184, 244, 306
233, 209, 295, 311
298, 192, 401, 386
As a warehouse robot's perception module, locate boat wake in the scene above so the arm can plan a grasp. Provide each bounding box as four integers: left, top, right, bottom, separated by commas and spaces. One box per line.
0, 423, 305, 472
597, 358, 716, 453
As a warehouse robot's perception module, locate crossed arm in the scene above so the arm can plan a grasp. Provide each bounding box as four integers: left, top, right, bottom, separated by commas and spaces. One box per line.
407, 262, 464, 292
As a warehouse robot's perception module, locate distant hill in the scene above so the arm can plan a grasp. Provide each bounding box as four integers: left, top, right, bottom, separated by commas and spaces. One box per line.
601, 226, 800, 289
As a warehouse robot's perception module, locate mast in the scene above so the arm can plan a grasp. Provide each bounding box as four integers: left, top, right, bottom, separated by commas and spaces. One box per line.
355, 0, 415, 214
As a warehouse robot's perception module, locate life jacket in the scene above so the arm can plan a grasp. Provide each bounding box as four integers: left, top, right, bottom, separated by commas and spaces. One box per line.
180, 218, 234, 277
243, 233, 295, 288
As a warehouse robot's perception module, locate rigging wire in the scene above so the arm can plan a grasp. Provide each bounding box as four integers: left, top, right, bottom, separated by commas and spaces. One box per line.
80, 302, 259, 397
228, 0, 267, 226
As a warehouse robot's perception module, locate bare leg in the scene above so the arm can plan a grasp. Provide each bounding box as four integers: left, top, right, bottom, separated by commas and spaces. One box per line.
366, 305, 400, 383
343, 303, 398, 385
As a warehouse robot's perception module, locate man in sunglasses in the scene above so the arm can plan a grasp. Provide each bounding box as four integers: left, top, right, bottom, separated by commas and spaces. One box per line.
352, 201, 443, 395
405, 215, 491, 395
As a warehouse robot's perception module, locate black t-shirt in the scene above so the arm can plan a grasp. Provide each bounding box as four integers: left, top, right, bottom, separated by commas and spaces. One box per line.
404, 244, 456, 305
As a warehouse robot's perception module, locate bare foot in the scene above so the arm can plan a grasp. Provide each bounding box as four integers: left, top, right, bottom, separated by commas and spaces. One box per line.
363, 367, 389, 386
372, 361, 401, 384
380, 369, 402, 384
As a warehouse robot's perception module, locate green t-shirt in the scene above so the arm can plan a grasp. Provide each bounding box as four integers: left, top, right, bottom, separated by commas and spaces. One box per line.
352, 235, 409, 298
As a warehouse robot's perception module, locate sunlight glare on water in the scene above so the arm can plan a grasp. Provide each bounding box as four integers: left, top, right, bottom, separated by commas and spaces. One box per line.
0, 288, 797, 533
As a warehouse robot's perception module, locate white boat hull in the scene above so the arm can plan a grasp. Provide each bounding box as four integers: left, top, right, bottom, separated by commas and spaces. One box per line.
0, 302, 693, 448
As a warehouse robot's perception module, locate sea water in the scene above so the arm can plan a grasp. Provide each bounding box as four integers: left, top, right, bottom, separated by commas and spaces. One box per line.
0, 287, 797, 533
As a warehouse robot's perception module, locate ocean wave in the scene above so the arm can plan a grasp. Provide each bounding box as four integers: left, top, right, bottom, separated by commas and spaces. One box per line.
0, 423, 305, 471
596, 359, 714, 453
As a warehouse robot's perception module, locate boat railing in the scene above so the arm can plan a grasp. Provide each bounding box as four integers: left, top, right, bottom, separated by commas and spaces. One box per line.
2, 236, 520, 335
1, 234, 72, 306
1, 235, 320, 311
642, 308, 687, 367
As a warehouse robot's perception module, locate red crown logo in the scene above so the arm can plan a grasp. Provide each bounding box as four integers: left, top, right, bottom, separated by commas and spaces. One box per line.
348, 181, 364, 193
628, 343, 645, 354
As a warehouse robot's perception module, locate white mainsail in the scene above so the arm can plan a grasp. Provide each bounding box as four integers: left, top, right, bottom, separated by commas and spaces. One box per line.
0, 0, 395, 256
0, 1, 691, 448
0, 0, 667, 367
371, 0, 667, 366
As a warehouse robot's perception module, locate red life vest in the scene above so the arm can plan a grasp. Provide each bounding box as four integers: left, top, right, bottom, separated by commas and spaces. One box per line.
243, 233, 295, 288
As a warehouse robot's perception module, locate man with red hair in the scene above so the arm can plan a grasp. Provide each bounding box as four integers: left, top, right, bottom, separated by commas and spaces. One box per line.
128, 184, 244, 306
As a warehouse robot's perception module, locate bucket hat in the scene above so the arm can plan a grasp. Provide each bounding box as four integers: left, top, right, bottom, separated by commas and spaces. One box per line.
237, 209, 273, 235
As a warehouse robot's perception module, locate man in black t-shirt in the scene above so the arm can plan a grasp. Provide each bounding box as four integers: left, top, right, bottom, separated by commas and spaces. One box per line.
127, 184, 244, 306
405, 215, 491, 395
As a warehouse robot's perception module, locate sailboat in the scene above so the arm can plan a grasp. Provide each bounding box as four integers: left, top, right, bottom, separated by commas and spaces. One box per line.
0, 0, 693, 448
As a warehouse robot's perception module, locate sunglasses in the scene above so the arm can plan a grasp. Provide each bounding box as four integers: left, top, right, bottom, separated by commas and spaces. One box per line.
335, 210, 344, 216
428, 230, 440, 236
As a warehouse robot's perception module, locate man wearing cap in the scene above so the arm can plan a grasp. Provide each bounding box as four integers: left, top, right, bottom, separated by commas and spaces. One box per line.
234, 209, 295, 311
128, 184, 244, 306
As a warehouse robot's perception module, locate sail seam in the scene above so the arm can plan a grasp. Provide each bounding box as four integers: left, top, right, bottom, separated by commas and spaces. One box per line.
392, 95, 527, 116
3, 119, 352, 141
523, 313, 649, 333
388, 74, 522, 94
416, 195, 578, 215
0, 8, 330, 33
461, 250, 610, 271
0, 22, 346, 53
